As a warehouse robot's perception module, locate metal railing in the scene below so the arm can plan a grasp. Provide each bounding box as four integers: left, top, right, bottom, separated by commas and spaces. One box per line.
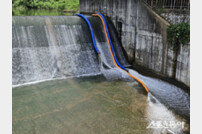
142, 0, 190, 10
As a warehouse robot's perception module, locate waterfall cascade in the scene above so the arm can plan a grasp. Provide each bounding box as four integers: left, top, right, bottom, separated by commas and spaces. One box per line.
12, 16, 129, 86
12, 15, 189, 119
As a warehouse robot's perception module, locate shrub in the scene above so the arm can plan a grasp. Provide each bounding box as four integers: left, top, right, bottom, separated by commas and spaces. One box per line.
167, 23, 190, 46
12, 0, 79, 11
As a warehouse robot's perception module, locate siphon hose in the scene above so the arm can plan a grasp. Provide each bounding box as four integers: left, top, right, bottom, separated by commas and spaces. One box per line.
92, 13, 149, 93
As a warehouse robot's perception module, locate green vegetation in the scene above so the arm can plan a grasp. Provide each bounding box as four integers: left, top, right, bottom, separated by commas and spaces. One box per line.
12, 9, 74, 16
167, 23, 190, 46
12, 0, 79, 15
12, 0, 79, 10
167, 23, 190, 78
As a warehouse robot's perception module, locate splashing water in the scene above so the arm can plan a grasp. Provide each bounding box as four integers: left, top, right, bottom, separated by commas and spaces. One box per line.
146, 93, 189, 133
12, 16, 190, 126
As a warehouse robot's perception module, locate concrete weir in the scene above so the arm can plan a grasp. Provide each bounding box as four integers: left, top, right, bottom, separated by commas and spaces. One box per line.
12, 16, 129, 86
12, 14, 190, 133
79, 0, 190, 87
12, 11, 190, 119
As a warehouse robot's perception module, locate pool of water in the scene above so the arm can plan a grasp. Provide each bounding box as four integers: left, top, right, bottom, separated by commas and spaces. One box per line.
12, 76, 189, 134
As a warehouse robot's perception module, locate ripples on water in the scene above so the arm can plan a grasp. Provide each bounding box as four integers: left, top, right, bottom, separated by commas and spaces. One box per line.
12, 16, 190, 133
12, 77, 189, 133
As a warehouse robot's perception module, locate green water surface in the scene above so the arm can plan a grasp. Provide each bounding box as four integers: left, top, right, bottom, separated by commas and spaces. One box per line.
13, 76, 149, 134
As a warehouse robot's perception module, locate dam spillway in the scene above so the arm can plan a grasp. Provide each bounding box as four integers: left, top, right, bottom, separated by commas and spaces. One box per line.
12, 16, 100, 85
12, 16, 129, 86
12, 15, 189, 132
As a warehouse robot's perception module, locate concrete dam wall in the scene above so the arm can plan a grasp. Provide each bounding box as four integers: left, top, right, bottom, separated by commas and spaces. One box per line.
79, 0, 190, 87
12, 16, 129, 86
12, 15, 189, 118
12, 16, 99, 85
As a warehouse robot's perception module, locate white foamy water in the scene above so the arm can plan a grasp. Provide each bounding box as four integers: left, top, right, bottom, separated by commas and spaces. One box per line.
12, 16, 189, 125
146, 93, 189, 133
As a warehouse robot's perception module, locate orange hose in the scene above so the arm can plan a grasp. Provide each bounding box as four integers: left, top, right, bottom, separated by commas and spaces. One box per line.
92, 14, 149, 93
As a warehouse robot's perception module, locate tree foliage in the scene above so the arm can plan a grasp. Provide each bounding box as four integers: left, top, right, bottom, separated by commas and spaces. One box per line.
12, 0, 79, 11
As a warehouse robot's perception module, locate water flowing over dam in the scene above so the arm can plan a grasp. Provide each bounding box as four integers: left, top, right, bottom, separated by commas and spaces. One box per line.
12, 15, 189, 122
12, 16, 129, 86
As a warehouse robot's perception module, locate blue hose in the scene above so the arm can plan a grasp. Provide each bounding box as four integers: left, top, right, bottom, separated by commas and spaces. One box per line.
97, 13, 126, 70
76, 14, 100, 54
